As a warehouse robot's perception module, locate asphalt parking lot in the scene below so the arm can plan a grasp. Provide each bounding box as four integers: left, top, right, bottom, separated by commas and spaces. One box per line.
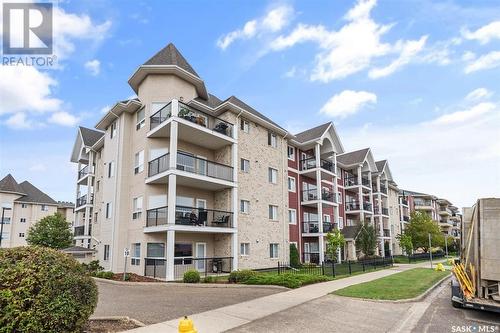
92, 280, 284, 325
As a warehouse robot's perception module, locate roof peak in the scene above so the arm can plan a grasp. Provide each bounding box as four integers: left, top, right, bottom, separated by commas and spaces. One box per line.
143, 43, 200, 78
0, 174, 26, 195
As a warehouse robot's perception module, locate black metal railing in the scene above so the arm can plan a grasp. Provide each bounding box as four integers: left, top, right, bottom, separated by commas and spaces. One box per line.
177, 152, 233, 182
382, 207, 389, 215
344, 176, 358, 187
74, 226, 85, 236
383, 229, 390, 237
400, 198, 408, 205
302, 252, 320, 264
76, 194, 92, 207
345, 201, 360, 211
148, 153, 170, 177
173, 256, 233, 280
403, 215, 410, 222
175, 206, 233, 228
178, 103, 233, 138
302, 222, 319, 233
146, 206, 168, 227
363, 202, 372, 211
78, 165, 88, 180
279, 257, 393, 277
415, 200, 432, 207
323, 222, 334, 232
302, 188, 318, 201
362, 177, 370, 187
150, 102, 172, 130
299, 157, 335, 172
144, 258, 166, 279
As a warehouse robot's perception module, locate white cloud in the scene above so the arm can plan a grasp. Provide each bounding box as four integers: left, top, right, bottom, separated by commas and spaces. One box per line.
48, 111, 80, 127
431, 102, 496, 125
100, 105, 111, 114
283, 66, 297, 78
84, 59, 101, 76
369, 36, 428, 79
465, 88, 492, 102
462, 21, 500, 44
29, 163, 47, 172
320, 90, 377, 118
465, 51, 500, 74
217, 5, 293, 50
5, 113, 33, 129
461, 51, 476, 61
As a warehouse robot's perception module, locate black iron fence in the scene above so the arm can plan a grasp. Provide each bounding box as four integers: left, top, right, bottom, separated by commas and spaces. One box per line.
173, 256, 232, 280
393, 251, 445, 263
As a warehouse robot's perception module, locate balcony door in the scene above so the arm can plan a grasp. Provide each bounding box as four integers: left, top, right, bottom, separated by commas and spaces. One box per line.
196, 155, 207, 176
195, 242, 206, 272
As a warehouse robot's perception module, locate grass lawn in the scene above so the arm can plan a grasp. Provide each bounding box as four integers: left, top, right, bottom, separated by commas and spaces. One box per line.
332, 268, 450, 300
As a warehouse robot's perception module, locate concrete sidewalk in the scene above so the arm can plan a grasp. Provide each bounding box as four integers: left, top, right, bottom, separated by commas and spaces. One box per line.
125, 261, 443, 333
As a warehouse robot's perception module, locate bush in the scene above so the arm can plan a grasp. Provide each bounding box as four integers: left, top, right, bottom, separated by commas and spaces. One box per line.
94, 271, 114, 279
358, 255, 382, 262
183, 270, 201, 283
228, 269, 257, 283
202, 276, 215, 283
243, 273, 331, 289
289, 244, 300, 268
82, 260, 103, 275
0, 246, 98, 333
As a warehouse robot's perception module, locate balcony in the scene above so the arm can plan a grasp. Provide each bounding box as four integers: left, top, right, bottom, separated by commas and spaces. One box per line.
148, 102, 235, 150
302, 222, 334, 234
78, 165, 88, 180
74, 224, 91, 237
400, 198, 408, 206
299, 157, 335, 173
302, 252, 320, 264
147, 152, 234, 189
383, 229, 390, 237
403, 215, 410, 222
146, 206, 234, 230
344, 176, 371, 188
345, 201, 372, 212
439, 207, 452, 216
373, 184, 388, 195
76, 194, 93, 208
301, 188, 336, 206
414, 200, 433, 210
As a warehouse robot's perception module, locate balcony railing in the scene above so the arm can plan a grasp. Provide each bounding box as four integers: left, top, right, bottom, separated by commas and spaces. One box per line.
373, 185, 387, 194
146, 206, 234, 228
383, 229, 390, 237
345, 201, 360, 211
302, 189, 336, 203
362, 177, 370, 187
400, 198, 408, 206
403, 215, 410, 222
299, 157, 335, 172
76, 194, 92, 207
74, 226, 85, 236
150, 102, 234, 138
344, 176, 370, 187
415, 200, 432, 207
382, 207, 389, 215
78, 165, 88, 180
173, 256, 233, 280
302, 221, 319, 233
147, 152, 234, 182
303, 252, 320, 264
1, 217, 11, 224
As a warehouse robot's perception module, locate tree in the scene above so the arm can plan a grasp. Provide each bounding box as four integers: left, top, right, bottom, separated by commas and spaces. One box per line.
289, 243, 300, 268
396, 233, 413, 255
325, 229, 345, 262
26, 212, 73, 249
403, 211, 444, 252
356, 223, 377, 257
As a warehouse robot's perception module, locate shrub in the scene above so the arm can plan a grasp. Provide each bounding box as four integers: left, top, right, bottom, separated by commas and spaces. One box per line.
183, 270, 201, 283
289, 244, 300, 268
0, 246, 98, 333
202, 276, 215, 283
358, 254, 382, 262
82, 260, 103, 275
243, 273, 331, 289
94, 271, 114, 279
228, 269, 257, 283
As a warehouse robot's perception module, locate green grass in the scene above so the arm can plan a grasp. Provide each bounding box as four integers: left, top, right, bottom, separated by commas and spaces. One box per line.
332, 268, 450, 300
242, 273, 333, 289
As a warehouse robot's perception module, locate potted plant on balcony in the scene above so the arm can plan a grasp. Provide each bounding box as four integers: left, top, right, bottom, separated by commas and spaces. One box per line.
196, 115, 207, 127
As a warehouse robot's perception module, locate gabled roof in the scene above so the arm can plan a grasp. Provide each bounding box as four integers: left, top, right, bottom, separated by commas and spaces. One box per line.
375, 160, 387, 172
58, 201, 74, 208
0, 174, 26, 195
79, 126, 104, 147
15, 181, 57, 205
194, 94, 223, 109
143, 43, 200, 78
341, 226, 360, 239
225, 96, 285, 130
337, 148, 370, 166
294, 122, 331, 143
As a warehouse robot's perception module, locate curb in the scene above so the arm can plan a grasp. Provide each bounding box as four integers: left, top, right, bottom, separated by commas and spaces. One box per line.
93, 277, 288, 290
89, 316, 146, 327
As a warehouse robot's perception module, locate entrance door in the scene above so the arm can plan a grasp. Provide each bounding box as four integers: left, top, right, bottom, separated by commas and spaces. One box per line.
304, 243, 310, 262
195, 242, 206, 272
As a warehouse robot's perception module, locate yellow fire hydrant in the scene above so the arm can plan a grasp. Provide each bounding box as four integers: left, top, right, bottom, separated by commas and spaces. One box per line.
435, 263, 445, 272
179, 316, 197, 333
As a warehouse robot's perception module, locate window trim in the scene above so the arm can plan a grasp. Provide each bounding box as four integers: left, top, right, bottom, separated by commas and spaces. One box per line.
240, 242, 250, 256
131, 243, 141, 265
132, 196, 143, 220
136, 108, 145, 130
288, 208, 297, 225
287, 146, 295, 160
268, 167, 278, 184
287, 176, 296, 192
240, 200, 250, 214
240, 119, 250, 133
269, 205, 278, 221
134, 150, 144, 174
240, 158, 250, 173
270, 243, 279, 259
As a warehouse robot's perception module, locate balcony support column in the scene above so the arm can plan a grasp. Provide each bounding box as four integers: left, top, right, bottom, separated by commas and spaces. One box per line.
166, 230, 175, 281
315, 144, 325, 263
231, 133, 238, 271
357, 165, 363, 222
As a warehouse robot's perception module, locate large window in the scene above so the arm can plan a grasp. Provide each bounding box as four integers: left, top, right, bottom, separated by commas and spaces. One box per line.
287, 146, 295, 160
269, 205, 278, 220
240, 243, 250, 256
240, 158, 250, 173
288, 209, 297, 224
136, 108, 145, 130
134, 150, 144, 174
131, 243, 140, 265
174, 243, 193, 257
104, 245, 110, 261
270, 243, 279, 259
268, 168, 278, 184
132, 197, 143, 219
268, 132, 277, 148
147, 243, 165, 258
288, 176, 296, 192
240, 200, 250, 213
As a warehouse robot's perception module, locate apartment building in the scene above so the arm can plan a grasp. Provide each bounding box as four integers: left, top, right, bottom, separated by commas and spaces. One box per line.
0, 174, 74, 248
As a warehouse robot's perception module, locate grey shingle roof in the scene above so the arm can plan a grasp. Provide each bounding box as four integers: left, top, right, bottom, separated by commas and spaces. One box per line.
226, 96, 285, 130
62, 246, 96, 253
341, 226, 360, 239
0, 174, 26, 194
337, 148, 370, 166
80, 126, 104, 147
194, 94, 223, 108
15, 181, 57, 205
58, 201, 74, 208
294, 122, 331, 143
143, 43, 200, 78
375, 160, 387, 172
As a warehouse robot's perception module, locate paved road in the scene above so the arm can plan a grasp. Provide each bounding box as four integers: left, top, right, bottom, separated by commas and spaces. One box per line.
92, 281, 283, 325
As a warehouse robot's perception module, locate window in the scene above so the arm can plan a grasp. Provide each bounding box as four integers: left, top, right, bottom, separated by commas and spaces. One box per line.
147, 243, 165, 258
269, 205, 278, 220
337, 191, 343, 204
41, 205, 48, 211
240, 158, 250, 173
1, 232, 9, 240
288, 209, 297, 224
20, 218, 26, 223
94, 212, 98, 224
174, 243, 192, 257
21, 203, 27, 208
110, 121, 117, 139
105, 202, 112, 219
1, 217, 10, 224
240, 243, 250, 256
287, 146, 295, 160
136, 108, 145, 130
132, 197, 143, 219
268, 132, 277, 148
240, 200, 250, 213
104, 245, 110, 261
270, 243, 279, 259
288, 176, 296, 192
96, 180, 100, 191
324, 214, 331, 223
268, 168, 278, 184
19, 233, 25, 238
107, 161, 114, 178
134, 150, 144, 174
240, 119, 250, 133
338, 217, 344, 229
131, 243, 140, 265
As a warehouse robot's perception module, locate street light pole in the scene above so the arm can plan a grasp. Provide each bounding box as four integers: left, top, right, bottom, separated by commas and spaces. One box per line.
428, 233, 433, 269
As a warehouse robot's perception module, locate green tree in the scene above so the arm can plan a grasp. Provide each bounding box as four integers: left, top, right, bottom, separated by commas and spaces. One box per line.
396, 233, 413, 255
325, 229, 345, 262
356, 223, 377, 257
26, 212, 73, 249
289, 243, 300, 268
403, 212, 444, 252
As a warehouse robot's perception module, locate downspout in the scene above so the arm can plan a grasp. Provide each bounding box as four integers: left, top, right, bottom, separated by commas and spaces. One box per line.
281, 133, 288, 262
109, 111, 120, 271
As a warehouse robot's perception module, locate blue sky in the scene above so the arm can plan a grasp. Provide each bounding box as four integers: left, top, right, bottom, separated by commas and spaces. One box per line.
0, 0, 499, 208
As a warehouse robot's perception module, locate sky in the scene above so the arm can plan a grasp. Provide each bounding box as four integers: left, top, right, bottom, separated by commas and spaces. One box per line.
0, 0, 499, 209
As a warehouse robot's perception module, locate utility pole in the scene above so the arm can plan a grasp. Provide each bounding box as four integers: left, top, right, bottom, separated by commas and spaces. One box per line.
428, 233, 433, 269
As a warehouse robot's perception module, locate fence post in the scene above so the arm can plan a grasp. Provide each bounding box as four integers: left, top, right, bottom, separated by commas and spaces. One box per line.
278, 261, 280, 275
362, 261, 365, 272
321, 262, 325, 276
332, 262, 335, 277
348, 260, 352, 275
